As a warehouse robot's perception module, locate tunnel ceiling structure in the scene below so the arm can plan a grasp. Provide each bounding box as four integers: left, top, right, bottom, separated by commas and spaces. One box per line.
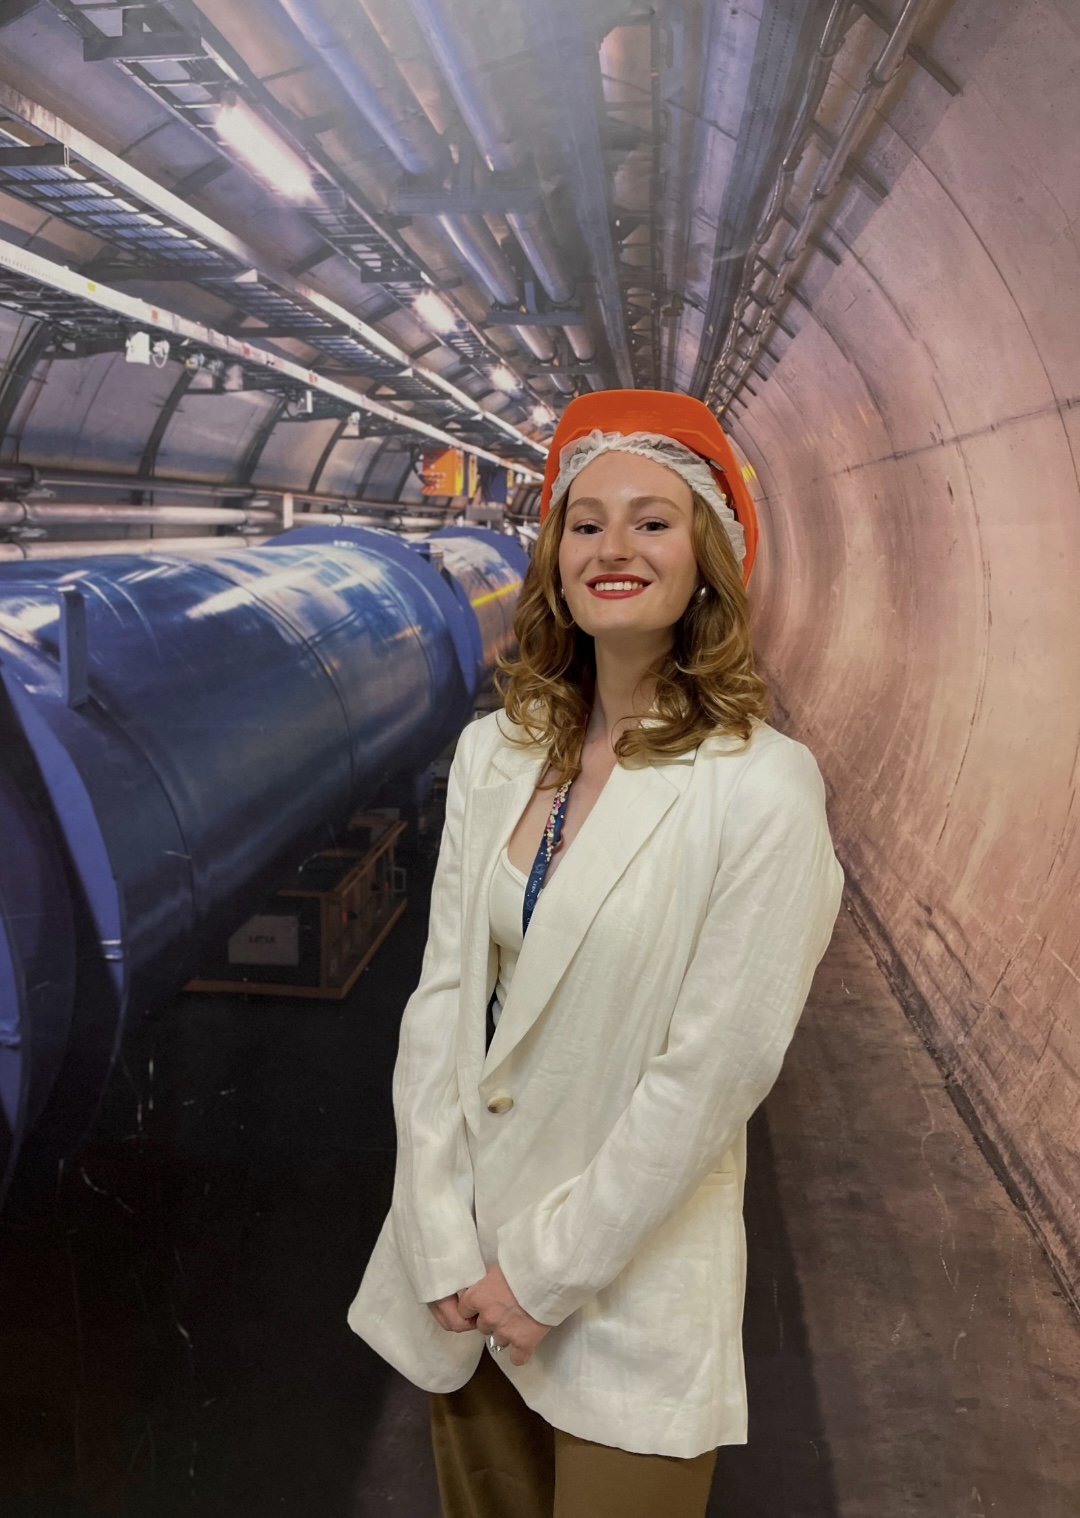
0, 0, 1078, 1312
0, 0, 911, 531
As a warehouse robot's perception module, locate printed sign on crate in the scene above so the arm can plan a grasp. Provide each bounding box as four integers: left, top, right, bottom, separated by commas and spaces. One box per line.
227, 914, 300, 966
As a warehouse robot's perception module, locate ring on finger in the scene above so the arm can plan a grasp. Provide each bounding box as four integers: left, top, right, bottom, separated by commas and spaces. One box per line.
486, 1333, 506, 1354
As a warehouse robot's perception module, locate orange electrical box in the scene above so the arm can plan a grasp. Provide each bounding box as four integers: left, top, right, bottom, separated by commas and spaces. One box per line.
421, 446, 465, 496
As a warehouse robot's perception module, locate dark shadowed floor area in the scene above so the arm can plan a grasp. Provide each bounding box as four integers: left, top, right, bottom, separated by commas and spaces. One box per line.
2, 796, 1079, 1518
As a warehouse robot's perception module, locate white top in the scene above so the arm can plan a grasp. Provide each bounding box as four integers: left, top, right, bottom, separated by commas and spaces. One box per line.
488, 845, 527, 1028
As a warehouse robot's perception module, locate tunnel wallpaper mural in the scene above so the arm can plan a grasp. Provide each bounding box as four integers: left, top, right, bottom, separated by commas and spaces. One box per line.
0, 1, 1077, 1515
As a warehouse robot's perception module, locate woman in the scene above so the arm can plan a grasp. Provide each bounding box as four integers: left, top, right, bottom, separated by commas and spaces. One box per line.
348, 389, 845, 1517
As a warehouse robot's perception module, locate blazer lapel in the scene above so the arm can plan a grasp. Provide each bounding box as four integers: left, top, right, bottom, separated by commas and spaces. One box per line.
455, 718, 697, 1102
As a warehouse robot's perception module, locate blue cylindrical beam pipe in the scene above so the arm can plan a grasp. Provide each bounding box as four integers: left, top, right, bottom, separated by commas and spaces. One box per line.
0, 523, 528, 1200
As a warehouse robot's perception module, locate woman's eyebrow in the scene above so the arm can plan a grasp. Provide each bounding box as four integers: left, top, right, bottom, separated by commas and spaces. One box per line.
566, 494, 681, 511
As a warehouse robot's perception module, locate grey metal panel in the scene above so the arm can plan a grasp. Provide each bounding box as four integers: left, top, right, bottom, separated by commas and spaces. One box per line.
17, 351, 179, 471
250, 416, 343, 493
154, 388, 280, 482
314, 435, 386, 498
363, 443, 415, 502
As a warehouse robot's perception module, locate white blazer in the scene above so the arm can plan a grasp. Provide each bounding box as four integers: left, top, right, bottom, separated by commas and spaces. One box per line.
348, 707, 845, 1458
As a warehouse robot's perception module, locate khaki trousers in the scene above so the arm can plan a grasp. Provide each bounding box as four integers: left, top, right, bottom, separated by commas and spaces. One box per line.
429, 1345, 718, 1518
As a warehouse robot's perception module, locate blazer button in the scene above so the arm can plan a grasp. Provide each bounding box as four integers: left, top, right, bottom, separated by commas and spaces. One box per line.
486, 1093, 514, 1115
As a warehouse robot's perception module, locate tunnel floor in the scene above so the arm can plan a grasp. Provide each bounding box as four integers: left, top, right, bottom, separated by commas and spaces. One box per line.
2, 818, 1079, 1517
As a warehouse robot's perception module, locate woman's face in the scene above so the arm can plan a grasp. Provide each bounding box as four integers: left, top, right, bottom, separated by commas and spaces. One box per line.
558, 450, 700, 641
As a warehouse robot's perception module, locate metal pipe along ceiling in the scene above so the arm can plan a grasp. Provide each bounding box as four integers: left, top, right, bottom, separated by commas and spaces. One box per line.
406, 0, 595, 363
280, 0, 445, 176
522, 0, 635, 386
0, 466, 259, 498
711, 0, 929, 407
0, 521, 528, 1199
0, 504, 281, 528
0, 536, 274, 561
278, 0, 559, 367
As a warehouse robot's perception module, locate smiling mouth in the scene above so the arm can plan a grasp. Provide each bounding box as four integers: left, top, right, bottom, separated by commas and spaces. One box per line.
586, 579, 650, 597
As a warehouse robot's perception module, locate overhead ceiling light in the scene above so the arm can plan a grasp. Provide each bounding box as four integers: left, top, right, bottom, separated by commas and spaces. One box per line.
215, 91, 319, 205
489, 365, 518, 394
531, 403, 555, 427
412, 289, 459, 335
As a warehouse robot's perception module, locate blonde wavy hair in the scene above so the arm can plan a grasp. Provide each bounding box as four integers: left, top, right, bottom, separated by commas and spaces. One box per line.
492, 485, 771, 788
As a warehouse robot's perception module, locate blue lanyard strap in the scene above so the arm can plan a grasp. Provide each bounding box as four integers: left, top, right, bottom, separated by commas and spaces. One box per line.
522, 776, 573, 937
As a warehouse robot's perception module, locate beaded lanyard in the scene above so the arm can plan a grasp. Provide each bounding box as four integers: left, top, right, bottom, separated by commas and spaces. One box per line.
521, 776, 574, 937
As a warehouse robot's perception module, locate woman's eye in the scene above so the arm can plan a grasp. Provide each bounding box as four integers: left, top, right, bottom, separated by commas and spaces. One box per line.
571, 520, 669, 534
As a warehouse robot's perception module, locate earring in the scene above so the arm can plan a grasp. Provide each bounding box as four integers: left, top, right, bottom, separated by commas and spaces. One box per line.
694, 584, 708, 603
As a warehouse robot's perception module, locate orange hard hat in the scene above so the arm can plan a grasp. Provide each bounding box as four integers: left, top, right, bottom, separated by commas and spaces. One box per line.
538, 388, 758, 583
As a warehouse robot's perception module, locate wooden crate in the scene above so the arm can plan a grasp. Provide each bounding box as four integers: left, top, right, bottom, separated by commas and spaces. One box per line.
185, 814, 408, 1000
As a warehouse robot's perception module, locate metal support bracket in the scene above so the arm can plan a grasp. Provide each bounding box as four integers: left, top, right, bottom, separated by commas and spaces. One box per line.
0, 584, 87, 707
483, 306, 583, 327
853, 1, 961, 95
391, 132, 542, 215
391, 184, 542, 215
390, 166, 542, 218
483, 269, 582, 328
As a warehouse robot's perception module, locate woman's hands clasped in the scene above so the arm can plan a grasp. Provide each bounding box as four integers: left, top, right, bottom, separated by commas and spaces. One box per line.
427, 1263, 552, 1367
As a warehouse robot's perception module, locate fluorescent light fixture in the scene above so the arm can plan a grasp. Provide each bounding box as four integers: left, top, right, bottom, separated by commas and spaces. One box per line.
215, 92, 319, 205
531, 403, 555, 427
489, 365, 518, 394
412, 289, 459, 334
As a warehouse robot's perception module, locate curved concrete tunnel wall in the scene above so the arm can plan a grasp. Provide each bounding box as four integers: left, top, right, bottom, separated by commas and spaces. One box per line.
732, 0, 1080, 1297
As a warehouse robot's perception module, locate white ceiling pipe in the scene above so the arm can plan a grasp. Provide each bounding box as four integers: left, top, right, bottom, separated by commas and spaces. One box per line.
423, 216, 559, 365
0, 503, 281, 528
0, 466, 524, 518
304, 513, 394, 527
279, 0, 554, 369
299, 513, 467, 530
562, 326, 596, 362
0, 534, 274, 562
398, 515, 463, 531
436, 210, 523, 309
281, 0, 445, 175
0, 465, 260, 498
406, 0, 595, 366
